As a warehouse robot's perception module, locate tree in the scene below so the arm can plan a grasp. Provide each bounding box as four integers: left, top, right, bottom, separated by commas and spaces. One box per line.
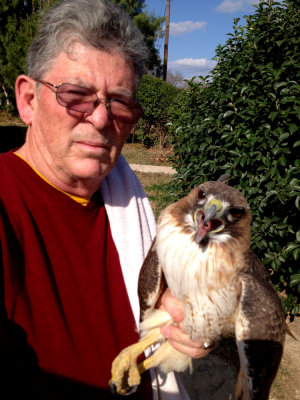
111, 0, 164, 76
168, 0, 300, 317
0, 0, 58, 111
167, 70, 189, 89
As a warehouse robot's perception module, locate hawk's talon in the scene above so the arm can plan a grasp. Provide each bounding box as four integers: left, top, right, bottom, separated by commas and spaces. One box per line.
110, 381, 118, 397
110, 331, 161, 395
110, 381, 138, 397
122, 384, 138, 396
109, 345, 142, 395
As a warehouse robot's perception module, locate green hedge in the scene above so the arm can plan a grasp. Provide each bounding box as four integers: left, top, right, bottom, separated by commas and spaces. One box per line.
168, 0, 300, 317
132, 75, 179, 147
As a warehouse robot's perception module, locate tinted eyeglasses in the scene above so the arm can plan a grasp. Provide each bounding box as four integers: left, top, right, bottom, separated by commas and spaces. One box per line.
35, 79, 142, 124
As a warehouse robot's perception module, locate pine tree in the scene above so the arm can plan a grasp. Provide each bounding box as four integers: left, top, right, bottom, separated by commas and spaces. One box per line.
0, 0, 58, 110
111, 0, 164, 76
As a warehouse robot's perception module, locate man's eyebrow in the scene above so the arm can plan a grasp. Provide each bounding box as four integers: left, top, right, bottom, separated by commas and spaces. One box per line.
70, 78, 94, 89
108, 87, 135, 99
68, 79, 135, 99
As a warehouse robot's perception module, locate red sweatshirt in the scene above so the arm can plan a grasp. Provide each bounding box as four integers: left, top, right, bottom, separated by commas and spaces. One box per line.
0, 151, 151, 399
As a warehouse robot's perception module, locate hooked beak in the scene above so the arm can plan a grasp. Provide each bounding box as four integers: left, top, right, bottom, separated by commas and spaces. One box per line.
194, 201, 224, 244
203, 204, 218, 225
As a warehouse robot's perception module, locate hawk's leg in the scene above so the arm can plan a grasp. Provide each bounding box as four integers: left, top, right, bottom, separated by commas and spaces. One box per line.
138, 339, 191, 374
110, 329, 161, 395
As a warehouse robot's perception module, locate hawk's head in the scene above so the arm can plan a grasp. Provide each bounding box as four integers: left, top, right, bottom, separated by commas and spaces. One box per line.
158, 181, 251, 252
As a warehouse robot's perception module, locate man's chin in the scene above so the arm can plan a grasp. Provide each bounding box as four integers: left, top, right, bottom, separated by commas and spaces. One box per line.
69, 160, 114, 182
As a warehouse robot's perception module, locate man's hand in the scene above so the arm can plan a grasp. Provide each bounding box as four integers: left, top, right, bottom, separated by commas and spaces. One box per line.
159, 288, 216, 358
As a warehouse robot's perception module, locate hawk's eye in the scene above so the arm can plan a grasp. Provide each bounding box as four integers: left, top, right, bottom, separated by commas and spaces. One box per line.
198, 189, 206, 200
229, 207, 245, 219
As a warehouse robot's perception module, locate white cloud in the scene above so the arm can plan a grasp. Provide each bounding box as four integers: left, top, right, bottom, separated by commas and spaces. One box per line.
170, 21, 207, 36
168, 58, 216, 79
215, 0, 260, 13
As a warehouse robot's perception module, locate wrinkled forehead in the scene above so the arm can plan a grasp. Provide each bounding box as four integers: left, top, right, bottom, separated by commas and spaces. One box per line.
41, 43, 136, 95
40, 39, 136, 88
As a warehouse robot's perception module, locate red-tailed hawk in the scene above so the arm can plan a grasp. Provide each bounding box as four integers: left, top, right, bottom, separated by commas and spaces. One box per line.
110, 179, 286, 399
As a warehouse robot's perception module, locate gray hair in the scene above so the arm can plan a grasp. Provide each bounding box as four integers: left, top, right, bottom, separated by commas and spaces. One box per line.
27, 0, 149, 87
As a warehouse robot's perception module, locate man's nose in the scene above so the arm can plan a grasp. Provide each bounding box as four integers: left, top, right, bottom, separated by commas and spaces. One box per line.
85, 101, 112, 128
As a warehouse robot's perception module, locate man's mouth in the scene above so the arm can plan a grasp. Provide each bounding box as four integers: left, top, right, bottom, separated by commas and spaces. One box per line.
75, 141, 110, 151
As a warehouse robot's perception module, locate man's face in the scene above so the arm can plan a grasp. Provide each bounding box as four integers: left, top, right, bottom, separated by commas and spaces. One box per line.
27, 44, 136, 194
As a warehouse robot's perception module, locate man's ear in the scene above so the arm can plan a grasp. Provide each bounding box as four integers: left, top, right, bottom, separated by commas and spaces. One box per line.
15, 75, 36, 125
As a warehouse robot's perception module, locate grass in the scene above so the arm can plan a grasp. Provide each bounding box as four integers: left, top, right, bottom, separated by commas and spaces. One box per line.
135, 171, 174, 218
270, 363, 291, 400
122, 143, 173, 166
0, 111, 24, 126
122, 143, 176, 217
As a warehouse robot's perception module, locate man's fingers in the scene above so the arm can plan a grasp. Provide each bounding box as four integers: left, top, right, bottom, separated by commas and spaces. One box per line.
161, 325, 216, 359
158, 289, 217, 359
159, 288, 184, 322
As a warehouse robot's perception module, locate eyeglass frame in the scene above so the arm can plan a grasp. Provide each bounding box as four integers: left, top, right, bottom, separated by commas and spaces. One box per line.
34, 78, 143, 124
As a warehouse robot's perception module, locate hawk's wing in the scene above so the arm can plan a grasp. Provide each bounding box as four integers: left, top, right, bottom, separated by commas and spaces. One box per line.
235, 251, 286, 400
138, 239, 167, 322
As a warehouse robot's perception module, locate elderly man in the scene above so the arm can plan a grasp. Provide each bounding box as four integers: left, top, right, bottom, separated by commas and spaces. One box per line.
0, 0, 212, 398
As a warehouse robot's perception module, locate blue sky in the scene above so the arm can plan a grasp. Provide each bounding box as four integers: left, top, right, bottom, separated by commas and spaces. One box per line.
144, 0, 263, 79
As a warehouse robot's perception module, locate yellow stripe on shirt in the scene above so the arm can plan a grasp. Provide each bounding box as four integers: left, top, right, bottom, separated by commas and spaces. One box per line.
14, 153, 91, 206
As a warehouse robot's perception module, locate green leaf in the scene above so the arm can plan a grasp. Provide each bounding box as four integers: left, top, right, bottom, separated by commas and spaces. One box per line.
288, 123, 298, 134
223, 110, 235, 118
278, 156, 287, 166
279, 132, 290, 141
290, 274, 300, 287
269, 111, 278, 121
285, 244, 300, 253
294, 248, 300, 261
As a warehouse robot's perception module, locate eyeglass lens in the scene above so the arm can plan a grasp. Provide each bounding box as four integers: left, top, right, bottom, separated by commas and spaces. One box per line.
56, 83, 141, 123
56, 84, 96, 113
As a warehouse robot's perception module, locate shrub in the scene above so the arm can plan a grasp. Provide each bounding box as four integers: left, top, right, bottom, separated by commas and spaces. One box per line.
133, 75, 179, 147
168, 0, 300, 317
